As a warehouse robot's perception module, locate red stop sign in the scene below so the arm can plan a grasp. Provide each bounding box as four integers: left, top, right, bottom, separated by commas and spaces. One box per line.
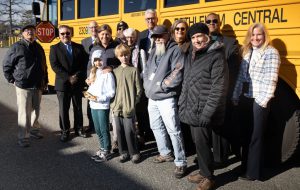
36, 21, 56, 43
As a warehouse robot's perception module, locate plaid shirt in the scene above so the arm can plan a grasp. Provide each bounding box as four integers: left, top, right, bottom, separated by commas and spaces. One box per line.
232, 45, 281, 108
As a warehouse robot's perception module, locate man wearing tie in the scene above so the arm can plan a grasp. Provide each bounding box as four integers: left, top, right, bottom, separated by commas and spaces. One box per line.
139, 9, 158, 58
50, 25, 88, 142
81, 20, 99, 133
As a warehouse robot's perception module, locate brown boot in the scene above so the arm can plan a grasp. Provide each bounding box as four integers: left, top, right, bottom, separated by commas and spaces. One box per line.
196, 178, 215, 190
188, 172, 205, 183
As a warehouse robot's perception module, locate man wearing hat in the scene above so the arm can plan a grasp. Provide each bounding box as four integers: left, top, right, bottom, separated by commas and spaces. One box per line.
115, 21, 128, 44
178, 22, 229, 190
143, 25, 187, 179
3, 24, 48, 147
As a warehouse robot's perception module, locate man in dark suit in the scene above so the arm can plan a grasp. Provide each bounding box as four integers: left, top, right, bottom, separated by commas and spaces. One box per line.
50, 25, 88, 142
81, 20, 98, 133
205, 13, 241, 166
139, 9, 158, 58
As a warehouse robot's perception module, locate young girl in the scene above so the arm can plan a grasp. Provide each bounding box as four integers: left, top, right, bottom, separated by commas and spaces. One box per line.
85, 50, 116, 162
110, 44, 142, 164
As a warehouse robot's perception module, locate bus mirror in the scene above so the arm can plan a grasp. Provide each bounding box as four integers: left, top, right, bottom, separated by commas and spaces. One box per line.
32, 2, 40, 15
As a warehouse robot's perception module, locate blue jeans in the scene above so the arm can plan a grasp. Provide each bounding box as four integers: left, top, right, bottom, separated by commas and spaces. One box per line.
91, 109, 111, 151
148, 97, 187, 166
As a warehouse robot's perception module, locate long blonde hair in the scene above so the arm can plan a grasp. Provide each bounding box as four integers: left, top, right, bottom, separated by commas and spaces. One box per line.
241, 23, 270, 56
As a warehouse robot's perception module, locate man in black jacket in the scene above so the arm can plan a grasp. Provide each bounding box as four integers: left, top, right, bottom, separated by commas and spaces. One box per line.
178, 23, 229, 190
3, 25, 48, 147
139, 9, 158, 57
205, 13, 241, 165
50, 25, 88, 142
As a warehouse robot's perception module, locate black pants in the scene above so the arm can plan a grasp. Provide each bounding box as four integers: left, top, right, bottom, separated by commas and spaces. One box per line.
190, 125, 214, 179
114, 116, 139, 156
57, 91, 83, 133
239, 96, 270, 179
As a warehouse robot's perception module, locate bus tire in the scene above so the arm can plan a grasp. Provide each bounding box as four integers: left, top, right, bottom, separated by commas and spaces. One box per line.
265, 78, 300, 164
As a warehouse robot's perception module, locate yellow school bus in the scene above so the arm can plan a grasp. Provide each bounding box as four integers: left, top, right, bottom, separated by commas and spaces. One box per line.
36, 0, 300, 163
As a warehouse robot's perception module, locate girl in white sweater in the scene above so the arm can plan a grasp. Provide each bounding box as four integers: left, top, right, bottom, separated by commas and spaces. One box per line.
85, 50, 115, 162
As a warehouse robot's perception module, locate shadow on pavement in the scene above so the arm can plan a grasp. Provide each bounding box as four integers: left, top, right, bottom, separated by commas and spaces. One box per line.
0, 102, 151, 190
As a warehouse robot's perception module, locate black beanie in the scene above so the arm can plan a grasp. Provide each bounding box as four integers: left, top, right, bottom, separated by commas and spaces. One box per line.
188, 22, 209, 39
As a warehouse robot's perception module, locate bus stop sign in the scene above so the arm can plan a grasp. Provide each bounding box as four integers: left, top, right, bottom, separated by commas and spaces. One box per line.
36, 21, 56, 43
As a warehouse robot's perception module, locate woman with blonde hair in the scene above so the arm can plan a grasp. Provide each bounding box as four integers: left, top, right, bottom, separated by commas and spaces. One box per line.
232, 23, 281, 181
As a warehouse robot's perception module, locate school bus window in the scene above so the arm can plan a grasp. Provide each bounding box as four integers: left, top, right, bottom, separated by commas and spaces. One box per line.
164, 0, 198, 8
61, 0, 74, 20
205, 0, 219, 2
124, 0, 156, 13
78, 0, 94, 18
49, 0, 58, 26
98, 0, 118, 16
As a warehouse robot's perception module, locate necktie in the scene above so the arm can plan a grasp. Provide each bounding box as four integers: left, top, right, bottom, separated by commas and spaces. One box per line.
66, 44, 72, 59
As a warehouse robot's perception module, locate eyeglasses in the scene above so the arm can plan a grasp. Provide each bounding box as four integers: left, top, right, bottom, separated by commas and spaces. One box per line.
205, 19, 218, 25
146, 17, 156, 21
175, 27, 186, 32
60, 32, 70, 36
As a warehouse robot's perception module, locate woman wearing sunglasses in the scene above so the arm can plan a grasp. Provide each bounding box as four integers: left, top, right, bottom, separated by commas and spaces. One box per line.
171, 19, 190, 53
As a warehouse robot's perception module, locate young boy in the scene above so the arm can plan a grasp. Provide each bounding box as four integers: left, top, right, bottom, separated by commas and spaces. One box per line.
85, 50, 116, 162
111, 44, 142, 164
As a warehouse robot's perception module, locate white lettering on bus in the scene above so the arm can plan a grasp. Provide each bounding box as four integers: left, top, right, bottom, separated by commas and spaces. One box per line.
37, 28, 54, 36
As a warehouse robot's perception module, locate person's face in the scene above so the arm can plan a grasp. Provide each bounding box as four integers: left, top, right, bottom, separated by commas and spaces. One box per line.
145, 12, 158, 30
154, 34, 169, 45
88, 21, 98, 37
205, 14, 220, 34
59, 27, 71, 43
118, 53, 130, 65
98, 30, 111, 45
22, 28, 35, 42
191, 33, 209, 49
125, 34, 137, 47
174, 23, 187, 43
94, 58, 103, 68
251, 27, 265, 48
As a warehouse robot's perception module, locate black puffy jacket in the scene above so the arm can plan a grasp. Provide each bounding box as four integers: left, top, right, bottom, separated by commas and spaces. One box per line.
178, 40, 229, 127
3, 39, 48, 89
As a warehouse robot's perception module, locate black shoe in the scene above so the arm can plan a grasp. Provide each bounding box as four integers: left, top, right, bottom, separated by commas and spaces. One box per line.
85, 127, 95, 134
75, 130, 87, 138
60, 133, 69, 142
239, 174, 256, 181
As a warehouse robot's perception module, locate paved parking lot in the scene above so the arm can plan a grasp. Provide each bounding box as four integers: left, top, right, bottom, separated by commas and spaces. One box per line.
0, 48, 299, 190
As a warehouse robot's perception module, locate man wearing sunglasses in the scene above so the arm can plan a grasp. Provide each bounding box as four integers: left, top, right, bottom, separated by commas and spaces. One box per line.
139, 9, 158, 57
205, 13, 241, 167
50, 25, 88, 142
3, 24, 48, 147
115, 21, 128, 44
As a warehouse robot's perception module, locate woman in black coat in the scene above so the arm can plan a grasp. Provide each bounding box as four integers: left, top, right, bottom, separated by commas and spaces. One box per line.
178, 23, 229, 190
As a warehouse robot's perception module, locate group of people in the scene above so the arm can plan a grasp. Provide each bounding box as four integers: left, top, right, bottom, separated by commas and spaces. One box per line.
3, 8, 281, 190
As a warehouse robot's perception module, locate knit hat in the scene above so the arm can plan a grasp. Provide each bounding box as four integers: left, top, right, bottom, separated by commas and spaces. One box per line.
91, 50, 103, 66
22, 24, 35, 32
117, 21, 129, 30
188, 22, 209, 39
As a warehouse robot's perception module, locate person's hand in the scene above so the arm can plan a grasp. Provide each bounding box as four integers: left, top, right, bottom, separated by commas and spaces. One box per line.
85, 78, 91, 86
232, 100, 239, 106
102, 66, 112, 74
199, 117, 210, 127
69, 75, 78, 85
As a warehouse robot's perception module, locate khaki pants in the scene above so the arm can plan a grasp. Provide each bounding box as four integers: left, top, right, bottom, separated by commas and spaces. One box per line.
16, 87, 42, 140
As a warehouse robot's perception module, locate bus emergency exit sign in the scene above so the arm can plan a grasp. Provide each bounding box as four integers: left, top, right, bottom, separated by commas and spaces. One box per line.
36, 21, 56, 43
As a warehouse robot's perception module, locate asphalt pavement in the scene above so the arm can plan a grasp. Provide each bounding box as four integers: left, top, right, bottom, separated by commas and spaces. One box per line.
0, 48, 299, 190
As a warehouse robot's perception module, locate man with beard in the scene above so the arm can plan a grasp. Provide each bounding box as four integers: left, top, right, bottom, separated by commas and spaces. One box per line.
143, 25, 187, 178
